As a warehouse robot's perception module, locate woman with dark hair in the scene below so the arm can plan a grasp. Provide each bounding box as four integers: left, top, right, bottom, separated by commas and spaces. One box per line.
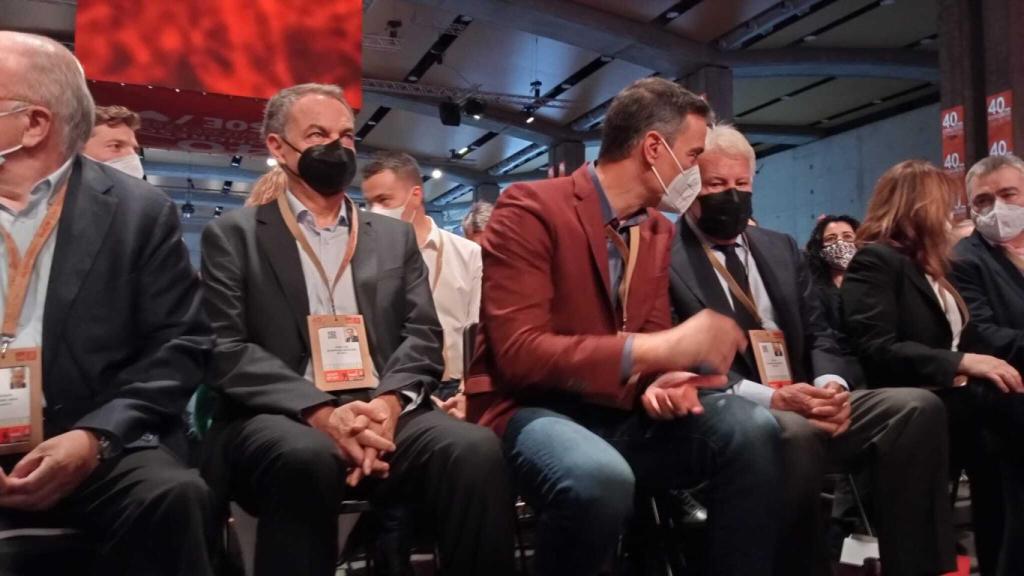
842, 160, 1024, 576
806, 214, 861, 341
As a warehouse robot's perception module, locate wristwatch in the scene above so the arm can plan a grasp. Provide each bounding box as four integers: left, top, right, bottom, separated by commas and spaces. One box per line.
94, 433, 119, 462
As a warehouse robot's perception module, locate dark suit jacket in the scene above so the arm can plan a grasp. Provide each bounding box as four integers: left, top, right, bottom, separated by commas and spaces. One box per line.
841, 243, 968, 388
951, 231, 1024, 369
43, 156, 211, 450
199, 197, 444, 422
667, 221, 855, 387
465, 165, 674, 436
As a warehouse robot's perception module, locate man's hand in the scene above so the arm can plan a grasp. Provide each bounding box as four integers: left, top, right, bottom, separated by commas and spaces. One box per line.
347, 394, 401, 487
633, 310, 747, 376
641, 371, 726, 420
770, 383, 847, 418
433, 393, 466, 421
959, 353, 1024, 393
0, 430, 100, 511
305, 401, 396, 487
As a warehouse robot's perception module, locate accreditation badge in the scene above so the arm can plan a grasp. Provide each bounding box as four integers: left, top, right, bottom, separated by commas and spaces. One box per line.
749, 330, 793, 389
307, 315, 379, 392
0, 348, 43, 455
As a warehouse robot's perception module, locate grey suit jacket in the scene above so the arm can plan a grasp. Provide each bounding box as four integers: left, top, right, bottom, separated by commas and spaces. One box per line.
43, 156, 211, 451
667, 221, 856, 387
199, 197, 444, 422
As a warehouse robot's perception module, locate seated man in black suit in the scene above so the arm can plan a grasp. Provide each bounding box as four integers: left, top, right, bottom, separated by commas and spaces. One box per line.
199, 82, 514, 576
951, 153, 1024, 575
667, 124, 954, 576
0, 32, 215, 575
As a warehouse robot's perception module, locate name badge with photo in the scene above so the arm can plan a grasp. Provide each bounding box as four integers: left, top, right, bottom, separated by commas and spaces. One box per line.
749, 329, 793, 389
308, 315, 379, 392
0, 348, 43, 455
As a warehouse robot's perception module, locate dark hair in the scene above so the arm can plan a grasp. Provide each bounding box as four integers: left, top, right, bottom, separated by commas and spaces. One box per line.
598, 77, 712, 162
805, 214, 861, 286
94, 105, 141, 131
361, 150, 424, 186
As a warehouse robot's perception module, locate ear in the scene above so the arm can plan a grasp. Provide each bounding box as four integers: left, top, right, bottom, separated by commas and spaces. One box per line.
20, 107, 52, 149
411, 185, 424, 204
265, 134, 288, 164
640, 131, 663, 166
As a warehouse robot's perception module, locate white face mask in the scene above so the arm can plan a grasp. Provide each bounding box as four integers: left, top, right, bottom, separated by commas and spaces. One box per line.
104, 153, 145, 179
973, 199, 1024, 243
650, 135, 701, 214
0, 107, 28, 168
369, 193, 413, 221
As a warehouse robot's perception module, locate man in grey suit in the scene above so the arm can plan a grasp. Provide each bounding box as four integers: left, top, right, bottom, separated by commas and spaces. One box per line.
666, 125, 954, 576
199, 83, 514, 576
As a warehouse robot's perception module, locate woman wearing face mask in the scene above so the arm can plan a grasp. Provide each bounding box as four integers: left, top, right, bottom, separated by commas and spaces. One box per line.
806, 214, 861, 332
841, 160, 1024, 576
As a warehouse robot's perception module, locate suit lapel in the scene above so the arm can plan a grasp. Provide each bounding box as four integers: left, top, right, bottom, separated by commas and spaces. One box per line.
746, 232, 796, 334
256, 202, 311, 350
350, 211, 381, 370
43, 157, 117, 366
976, 233, 1024, 295
905, 263, 946, 319
572, 169, 615, 320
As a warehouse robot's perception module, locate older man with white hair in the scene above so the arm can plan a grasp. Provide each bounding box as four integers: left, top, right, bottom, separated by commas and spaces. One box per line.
667, 124, 955, 576
0, 32, 215, 575
951, 153, 1024, 576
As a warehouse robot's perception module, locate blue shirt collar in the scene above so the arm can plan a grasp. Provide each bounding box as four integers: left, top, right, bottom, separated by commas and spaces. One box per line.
587, 162, 648, 231
285, 189, 350, 231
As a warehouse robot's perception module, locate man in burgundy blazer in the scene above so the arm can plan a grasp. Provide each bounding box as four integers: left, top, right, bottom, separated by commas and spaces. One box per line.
466, 78, 785, 576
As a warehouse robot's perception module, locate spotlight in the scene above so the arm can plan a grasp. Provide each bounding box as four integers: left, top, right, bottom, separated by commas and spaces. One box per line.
524, 105, 537, 124
213, 206, 224, 218
266, 158, 278, 167
463, 98, 486, 118
439, 101, 461, 126
181, 202, 195, 219
230, 155, 242, 167
526, 115, 536, 124
222, 181, 233, 194
457, 147, 470, 155
431, 168, 443, 179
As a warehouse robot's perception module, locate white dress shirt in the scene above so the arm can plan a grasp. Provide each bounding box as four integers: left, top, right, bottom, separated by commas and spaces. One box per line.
419, 217, 482, 382
927, 275, 964, 351
686, 217, 848, 407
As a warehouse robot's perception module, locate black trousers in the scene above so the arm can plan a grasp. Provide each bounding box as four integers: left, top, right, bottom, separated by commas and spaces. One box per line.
773, 388, 955, 576
934, 381, 1024, 576
203, 405, 516, 576
0, 446, 216, 576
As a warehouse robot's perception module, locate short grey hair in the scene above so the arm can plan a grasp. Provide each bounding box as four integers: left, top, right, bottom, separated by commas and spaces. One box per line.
462, 201, 494, 234
0, 31, 95, 158
704, 123, 756, 174
262, 83, 351, 140
966, 154, 1024, 198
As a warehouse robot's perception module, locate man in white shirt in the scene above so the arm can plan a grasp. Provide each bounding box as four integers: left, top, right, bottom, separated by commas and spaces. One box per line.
362, 151, 482, 419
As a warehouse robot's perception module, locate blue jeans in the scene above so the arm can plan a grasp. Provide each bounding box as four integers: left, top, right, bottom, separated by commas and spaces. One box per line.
503, 392, 783, 576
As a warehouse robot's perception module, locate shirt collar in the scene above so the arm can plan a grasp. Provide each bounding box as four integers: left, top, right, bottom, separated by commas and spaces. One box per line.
285, 188, 349, 230
684, 213, 746, 250
421, 216, 441, 249
9, 155, 75, 217
587, 162, 648, 231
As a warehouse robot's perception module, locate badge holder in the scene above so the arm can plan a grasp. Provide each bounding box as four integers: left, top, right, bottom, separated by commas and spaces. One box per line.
749, 329, 794, 389
308, 315, 379, 392
0, 344, 43, 456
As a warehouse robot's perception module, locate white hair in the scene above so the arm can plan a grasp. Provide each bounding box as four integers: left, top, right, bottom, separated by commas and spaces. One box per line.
966, 154, 1024, 198
262, 83, 351, 140
0, 32, 95, 158
461, 201, 494, 234
704, 123, 756, 175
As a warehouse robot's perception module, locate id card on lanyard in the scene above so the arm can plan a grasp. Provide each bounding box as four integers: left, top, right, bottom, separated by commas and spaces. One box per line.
277, 194, 379, 392
0, 182, 66, 454
700, 239, 794, 388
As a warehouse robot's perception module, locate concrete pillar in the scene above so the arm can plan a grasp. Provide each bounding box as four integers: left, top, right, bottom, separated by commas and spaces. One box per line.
474, 182, 500, 203
547, 141, 586, 177
939, 0, 987, 169
684, 66, 734, 122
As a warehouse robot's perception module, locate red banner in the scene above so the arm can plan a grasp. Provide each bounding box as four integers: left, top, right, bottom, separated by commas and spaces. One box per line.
987, 90, 1013, 157
76, 0, 362, 154
941, 105, 966, 176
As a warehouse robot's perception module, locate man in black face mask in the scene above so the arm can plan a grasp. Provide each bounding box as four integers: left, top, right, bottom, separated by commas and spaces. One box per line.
198, 83, 515, 576
668, 125, 955, 576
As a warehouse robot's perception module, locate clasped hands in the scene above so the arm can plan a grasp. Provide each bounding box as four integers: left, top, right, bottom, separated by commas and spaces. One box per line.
771, 382, 851, 436
305, 393, 402, 487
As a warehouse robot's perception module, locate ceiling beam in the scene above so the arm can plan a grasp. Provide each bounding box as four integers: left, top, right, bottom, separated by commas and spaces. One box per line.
402, 0, 938, 81
358, 143, 543, 186
735, 123, 826, 146
363, 91, 586, 146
